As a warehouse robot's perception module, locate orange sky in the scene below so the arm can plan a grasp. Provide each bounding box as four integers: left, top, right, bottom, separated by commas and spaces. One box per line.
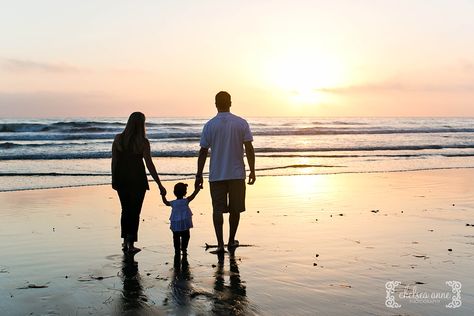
1, 1, 473, 117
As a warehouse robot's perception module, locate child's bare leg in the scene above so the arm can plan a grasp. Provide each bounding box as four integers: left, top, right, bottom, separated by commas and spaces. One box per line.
173, 232, 181, 254
181, 230, 190, 254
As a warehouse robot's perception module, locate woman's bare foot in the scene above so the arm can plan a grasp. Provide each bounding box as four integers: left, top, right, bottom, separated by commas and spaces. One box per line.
128, 246, 141, 254
126, 242, 141, 254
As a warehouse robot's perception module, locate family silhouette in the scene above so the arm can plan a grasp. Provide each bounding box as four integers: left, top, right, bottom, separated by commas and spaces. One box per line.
111, 91, 254, 314
112, 91, 255, 256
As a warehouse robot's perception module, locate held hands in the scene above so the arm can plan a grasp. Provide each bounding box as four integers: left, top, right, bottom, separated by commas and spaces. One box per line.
195, 174, 203, 189
248, 171, 256, 185
159, 185, 171, 206
158, 184, 167, 196
194, 180, 202, 191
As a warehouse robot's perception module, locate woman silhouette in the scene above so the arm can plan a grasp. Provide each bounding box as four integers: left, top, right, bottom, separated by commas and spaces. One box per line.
112, 112, 166, 253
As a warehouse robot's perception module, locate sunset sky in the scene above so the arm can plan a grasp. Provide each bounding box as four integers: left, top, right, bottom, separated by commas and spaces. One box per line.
1, 1, 473, 117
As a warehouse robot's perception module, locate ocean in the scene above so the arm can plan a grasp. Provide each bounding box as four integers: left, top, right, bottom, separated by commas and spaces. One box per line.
1, 117, 473, 191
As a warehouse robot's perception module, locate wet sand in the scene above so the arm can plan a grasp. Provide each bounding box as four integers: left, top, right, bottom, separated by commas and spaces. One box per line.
1, 169, 473, 315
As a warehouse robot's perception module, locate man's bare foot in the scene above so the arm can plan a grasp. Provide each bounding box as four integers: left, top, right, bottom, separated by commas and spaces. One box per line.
210, 247, 226, 254
228, 240, 239, 250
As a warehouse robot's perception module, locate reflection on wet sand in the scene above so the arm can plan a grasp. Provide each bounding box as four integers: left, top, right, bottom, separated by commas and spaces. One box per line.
166, 250, 251, 315
2, 171, 474, 315
169, 253, 193, 313
212, 250, 249, 315
119, 253, 149, 315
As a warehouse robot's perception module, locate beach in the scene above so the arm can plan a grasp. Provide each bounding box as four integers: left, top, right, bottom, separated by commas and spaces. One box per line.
3, 0, 474, 314
1, 168, 473, 315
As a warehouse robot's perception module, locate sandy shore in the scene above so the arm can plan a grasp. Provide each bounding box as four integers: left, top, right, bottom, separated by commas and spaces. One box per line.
1, 169, 473, 315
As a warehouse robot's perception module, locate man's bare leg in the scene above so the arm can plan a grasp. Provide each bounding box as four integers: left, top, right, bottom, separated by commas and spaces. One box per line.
228, 211, 240, 248
213, 212, 225, 252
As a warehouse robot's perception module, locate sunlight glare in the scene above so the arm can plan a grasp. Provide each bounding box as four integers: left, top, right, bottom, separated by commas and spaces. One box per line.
263, 51, 345, 106
287, 174, 331, 197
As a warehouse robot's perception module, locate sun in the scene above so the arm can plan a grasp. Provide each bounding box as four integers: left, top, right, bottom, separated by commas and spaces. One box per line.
263, 51, 345, 106
289, 88, 325, 105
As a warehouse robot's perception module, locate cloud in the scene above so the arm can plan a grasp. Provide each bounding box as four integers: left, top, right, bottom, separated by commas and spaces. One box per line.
0, 91, 130, 117
1, 58, 152, 76
458, 59, 474, 72
317, 82, 408, 93
316, 81, 474, 94
1, 58, 80, 73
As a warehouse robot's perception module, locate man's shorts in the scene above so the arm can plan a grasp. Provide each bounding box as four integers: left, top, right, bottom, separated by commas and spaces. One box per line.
209, 179, 246, 214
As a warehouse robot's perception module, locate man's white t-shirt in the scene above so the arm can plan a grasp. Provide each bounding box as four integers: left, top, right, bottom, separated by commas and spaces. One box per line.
200, 112, 253, 182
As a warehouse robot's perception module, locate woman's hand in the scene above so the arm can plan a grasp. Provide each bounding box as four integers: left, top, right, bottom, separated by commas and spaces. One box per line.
158, 184, 167, 196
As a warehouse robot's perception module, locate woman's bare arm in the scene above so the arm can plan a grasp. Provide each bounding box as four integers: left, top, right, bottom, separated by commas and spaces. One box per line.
111, 141, 117, 172
111, 136, 119, 186
161, 193, 171, 206
143, 139, 166, 195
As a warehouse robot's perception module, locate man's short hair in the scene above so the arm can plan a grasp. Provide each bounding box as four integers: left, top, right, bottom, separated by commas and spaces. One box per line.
215, 91, 231, 108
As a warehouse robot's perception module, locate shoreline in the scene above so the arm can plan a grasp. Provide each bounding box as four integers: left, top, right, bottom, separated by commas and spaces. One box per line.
2, 165, 474, 193
1, 168, 473, 315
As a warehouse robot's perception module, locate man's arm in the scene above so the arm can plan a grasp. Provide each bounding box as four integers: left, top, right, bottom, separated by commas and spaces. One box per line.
195, 147, 209, 189
244, 141, 256, 184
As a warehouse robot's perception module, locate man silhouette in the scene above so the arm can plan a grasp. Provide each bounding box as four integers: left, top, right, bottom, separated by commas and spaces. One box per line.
195, 91, 256, 253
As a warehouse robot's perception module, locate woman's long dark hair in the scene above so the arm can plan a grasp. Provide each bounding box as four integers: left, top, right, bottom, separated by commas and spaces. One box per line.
118, 112, 146, 153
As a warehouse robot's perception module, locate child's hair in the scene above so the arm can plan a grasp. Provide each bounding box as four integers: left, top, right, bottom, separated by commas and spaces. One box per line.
173, 182, 188, 198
